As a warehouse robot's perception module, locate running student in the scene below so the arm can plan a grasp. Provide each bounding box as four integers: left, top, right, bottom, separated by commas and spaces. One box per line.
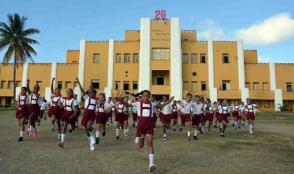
231, 102, 242, 129
205, 100, 215, 132
58, 88, 79, 148
106, 97, 115, 125
27, 80, 42, 137
217, 99, 230, 137
76, 78, 98, 150
15, 87, 29, 141
191, 95, 205, 140
177, 93, 193, 140
38, 97, 47, 126
114, 97, 129, 139
123, 90, 163, 172
131, 98, 138, 128
171, 100, 180, 131
48, 77, 63, 141
244, 98, 257, 134
95, 93, 114, 144
159, 95, 175, 141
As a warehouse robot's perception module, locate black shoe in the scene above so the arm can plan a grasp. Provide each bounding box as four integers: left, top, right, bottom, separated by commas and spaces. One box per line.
102, 132, 106, 136
214, 125, 217, 128
18, 137, 23, 141
95, 137, 99, 144
220, 133, 225, 137
173, 128, 176, 132
132, 123, 135, 128
116, 136, 119, 140
44, 116, 47, 120
69, 128, 73, 133
193, 136, 197, 140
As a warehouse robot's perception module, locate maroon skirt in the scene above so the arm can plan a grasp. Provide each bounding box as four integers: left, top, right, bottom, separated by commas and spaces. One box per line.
81, 109, 95, 127
137, 117, 155, 136
96, 112, 108, 124
16, 105, 27, 119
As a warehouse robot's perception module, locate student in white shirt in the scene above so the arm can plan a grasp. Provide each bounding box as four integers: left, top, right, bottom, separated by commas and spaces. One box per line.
159, 95, 175, 141
217, 99, 230, 137
177, 93, 193, 140
244, 98, 257, 134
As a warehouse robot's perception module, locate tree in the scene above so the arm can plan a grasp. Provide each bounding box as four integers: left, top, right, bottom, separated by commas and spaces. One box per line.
0, 13, 39, 104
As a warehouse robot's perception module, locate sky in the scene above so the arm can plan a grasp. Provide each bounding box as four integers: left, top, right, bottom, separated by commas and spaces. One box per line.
0, 0, 294, 63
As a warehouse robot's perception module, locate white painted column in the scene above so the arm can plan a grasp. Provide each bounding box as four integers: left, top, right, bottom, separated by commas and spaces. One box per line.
104, 39, 114, 98
21, 61, 29, 87
139, 18, 151, 91
170, 18, 183, 100
269, 62, 283, 111
45, 62, 57, 101
16, 61, 29, 95
75, 39, 86, 101
237, 40, 249, 102
208, 40, 217, 103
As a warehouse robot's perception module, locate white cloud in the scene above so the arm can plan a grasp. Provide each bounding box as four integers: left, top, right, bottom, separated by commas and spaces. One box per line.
198, 19, 225, 40
236, 13, 294, 46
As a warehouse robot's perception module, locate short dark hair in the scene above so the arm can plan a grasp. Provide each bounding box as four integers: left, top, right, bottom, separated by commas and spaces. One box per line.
186, 93, 192, 97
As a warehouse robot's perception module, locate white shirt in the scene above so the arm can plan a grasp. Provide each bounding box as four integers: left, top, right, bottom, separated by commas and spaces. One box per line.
218, 105, 230, 114
244, 104, 257, 113
50, 94, 63, 107
83, 94, 98, 110
115, 102, 127, 113
208, 106, 215, 113
28, 93, 42, 105
160, 102, 172, 114
192, 102, 204, 115
63, 97, 79, 111
132, 101, 154, 117
40, 102, 47, 110
232, 105, 241, 112
132, 102, 138, 113
15, 94, 29, 105
178, 100, 193, 114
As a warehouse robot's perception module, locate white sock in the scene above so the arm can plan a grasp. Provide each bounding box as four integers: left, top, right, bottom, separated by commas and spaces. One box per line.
249, 124, 253, 132
124, 129, 127, 134
116, 128, 119, 137
61, 134, 65, 142
58, 133, 61, 139
149, 154, 155, 166
187, 131, 191, 137
194, 130, 198, 136
20, 131, 24, 137
163, 133, 167, 138
234, 121, 237, 126
96, 131, 100, 138
29, 126, 32, 131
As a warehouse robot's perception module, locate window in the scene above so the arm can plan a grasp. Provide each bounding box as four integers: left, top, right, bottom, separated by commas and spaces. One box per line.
152, 48, 169, 60
245, 82, 250, 89
191, 53, 197, 64
115, 81, 120, 90
91, 80, 100, 89
133, 53, 139, 63
73, 81, 78, 88
0, 81, 6, 89
191, 81, 197, 91
124, 53, 131, 63
16, 81, 21, 87
133, 81, 138, 90
222, 53, 229, 63
200, 53, 206, 63
286, 82, 293, 92
93, 53, 100, 63
182, 53, 189, 64
201, 81, 207, 91
262, 82, 268, 91
253, 82, 259, 90
115, 54, 121, 63
156, 76, 164, 85
65, 81, 71, 89
8, 81, 13, 89
57, 81, 63, 89
123, 81, 129, 90
222, 80, 231, 91
183, 81, 189, 90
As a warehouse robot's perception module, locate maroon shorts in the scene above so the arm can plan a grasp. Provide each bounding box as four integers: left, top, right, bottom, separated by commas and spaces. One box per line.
81, 109, 95, 127
132, 113, 138, 121
205, 113, 214, 122
171, 112, 178, 119
39, 110, 44, 118
16, 105, 27, 119
217, 113, 229, 123
246, 112, 255, 120
28, 104, 40, 116
48, 106, 63, 119
115, 112, 125, 124
180, 113, 192, 124
106, 111, 112, 119
232, 111, 241, 120
62, 111, 76, 123
96, 112, 108, 124
137, 117, 155, 136
124, 113, 129, 121
192, 114, 202, 126
160, 113, 171, 124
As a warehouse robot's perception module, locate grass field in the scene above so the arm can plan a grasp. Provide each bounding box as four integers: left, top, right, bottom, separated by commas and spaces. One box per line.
0, 111, 293, 174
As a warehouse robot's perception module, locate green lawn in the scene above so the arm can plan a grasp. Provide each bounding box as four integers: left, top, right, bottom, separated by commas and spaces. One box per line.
0, 111, 293, 174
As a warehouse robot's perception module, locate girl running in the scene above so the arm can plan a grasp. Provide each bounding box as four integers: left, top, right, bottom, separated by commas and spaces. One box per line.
15, 87, 29, 141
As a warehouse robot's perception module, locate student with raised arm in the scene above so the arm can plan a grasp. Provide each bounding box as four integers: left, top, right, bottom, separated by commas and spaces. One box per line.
48, 77, 63, 140
76, 78, 99, 150
159, 95, 175, 141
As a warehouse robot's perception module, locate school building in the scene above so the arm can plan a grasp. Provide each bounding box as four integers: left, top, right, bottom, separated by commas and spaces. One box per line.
0, 16, 294, 111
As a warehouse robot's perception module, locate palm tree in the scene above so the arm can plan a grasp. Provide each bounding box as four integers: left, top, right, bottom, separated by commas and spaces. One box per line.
0, 13, 39, 104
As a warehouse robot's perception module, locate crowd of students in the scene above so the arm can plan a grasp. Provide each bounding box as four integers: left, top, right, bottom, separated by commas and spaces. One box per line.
15, 78, 257, 172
